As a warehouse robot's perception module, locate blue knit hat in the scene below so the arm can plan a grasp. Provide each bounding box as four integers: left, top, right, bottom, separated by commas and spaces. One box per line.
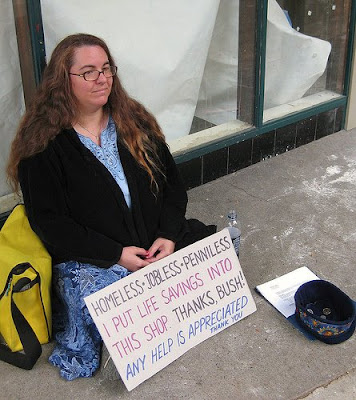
294, 280, 355, 344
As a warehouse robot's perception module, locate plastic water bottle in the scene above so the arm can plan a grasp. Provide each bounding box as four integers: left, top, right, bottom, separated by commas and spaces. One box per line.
226, 209, 241, 257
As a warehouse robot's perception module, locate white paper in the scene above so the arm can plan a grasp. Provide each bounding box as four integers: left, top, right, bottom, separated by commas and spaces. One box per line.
0, 0, 25, 197
264, 0, 331, 109
255, 266, 319, 318
195, 0, 239, 125
41, 0, 220, 141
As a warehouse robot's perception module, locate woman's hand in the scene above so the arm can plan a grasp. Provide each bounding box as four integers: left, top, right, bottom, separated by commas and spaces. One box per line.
119, 246, 151, 272
146, 237, 175, 262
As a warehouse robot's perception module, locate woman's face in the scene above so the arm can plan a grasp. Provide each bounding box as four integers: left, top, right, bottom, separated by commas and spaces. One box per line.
69, 45, 113, 114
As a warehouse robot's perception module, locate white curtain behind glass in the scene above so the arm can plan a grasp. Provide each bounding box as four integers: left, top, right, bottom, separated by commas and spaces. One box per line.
264, 0, 331, 109
0, 0, 25, 197
41, 0, 220, 141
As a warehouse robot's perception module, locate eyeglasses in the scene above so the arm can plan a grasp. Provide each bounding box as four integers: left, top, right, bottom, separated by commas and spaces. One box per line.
69, 66, 117, 81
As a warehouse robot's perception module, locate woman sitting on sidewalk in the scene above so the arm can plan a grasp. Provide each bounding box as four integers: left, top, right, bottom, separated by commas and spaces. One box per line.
7, 33, 215, 381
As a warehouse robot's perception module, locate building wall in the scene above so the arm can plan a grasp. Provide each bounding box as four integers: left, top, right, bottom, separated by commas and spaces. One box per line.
177, 107, 345, 190
346, 31, 356, 130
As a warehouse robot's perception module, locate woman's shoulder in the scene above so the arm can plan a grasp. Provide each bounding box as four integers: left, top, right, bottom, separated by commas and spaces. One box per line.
146, 132, 168, 153
20, 128, 77, 165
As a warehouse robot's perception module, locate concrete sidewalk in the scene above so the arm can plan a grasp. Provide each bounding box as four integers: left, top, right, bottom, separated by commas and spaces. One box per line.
1, 129, 355, 399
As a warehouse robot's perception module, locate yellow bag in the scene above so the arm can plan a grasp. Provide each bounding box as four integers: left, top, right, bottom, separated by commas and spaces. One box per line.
0, 205, 52, 369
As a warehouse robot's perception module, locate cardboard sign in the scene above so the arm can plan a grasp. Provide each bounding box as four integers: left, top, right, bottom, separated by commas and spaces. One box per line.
84, 229, 257, 391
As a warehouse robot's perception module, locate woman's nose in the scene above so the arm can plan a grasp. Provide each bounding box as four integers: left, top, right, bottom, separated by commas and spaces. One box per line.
96, 71, 108, 83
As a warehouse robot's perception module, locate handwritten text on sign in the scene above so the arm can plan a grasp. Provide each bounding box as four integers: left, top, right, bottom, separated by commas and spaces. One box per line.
84, 229, 257, 391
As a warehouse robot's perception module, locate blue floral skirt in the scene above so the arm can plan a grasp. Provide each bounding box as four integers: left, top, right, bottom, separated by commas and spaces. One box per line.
49, 261, 130, 381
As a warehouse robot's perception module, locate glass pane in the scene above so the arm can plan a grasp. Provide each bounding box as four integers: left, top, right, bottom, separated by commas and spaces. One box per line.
264, 0, 352, 122
41, 0, 256, 153
0, 1, 25, 197
191, 0, 256, 131
171, 0, 257, 154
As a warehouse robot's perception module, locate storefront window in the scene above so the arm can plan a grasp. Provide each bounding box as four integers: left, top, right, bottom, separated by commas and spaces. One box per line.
264, 0, 352, 122
40, 0, 256, 154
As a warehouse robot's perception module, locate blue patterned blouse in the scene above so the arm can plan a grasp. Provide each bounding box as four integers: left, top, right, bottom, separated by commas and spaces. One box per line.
49, 117, 133, 380
77, 116, 132, 209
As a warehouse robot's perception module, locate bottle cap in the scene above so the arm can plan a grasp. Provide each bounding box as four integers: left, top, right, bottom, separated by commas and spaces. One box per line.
228, 210, 237, 218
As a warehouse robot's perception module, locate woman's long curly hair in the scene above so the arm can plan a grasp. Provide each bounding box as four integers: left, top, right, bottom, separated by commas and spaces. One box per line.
7, 33, 166, 192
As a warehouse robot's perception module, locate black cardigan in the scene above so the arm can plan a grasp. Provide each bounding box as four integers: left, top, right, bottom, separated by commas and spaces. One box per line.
19, 129, 215, 268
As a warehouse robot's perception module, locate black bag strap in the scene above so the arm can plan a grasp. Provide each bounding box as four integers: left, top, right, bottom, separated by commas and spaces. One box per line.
0, 267, 42, 370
